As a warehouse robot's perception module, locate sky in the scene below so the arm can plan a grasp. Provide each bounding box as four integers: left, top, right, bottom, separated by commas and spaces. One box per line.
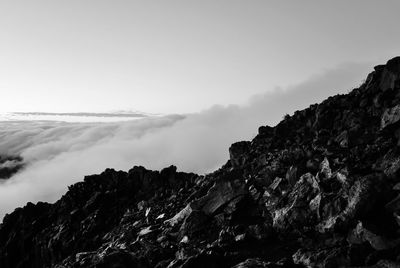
0, 1, 399, 114
0, 1, 400, 218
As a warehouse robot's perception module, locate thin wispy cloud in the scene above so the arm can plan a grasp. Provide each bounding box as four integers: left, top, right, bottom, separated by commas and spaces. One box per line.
13, 112, 148, 118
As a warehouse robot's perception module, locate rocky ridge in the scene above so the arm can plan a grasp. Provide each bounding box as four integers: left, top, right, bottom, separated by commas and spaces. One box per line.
1, 57, 400, 267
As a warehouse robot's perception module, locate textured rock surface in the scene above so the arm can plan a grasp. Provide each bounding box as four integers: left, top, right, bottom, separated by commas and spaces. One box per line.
1, 57, 400, 267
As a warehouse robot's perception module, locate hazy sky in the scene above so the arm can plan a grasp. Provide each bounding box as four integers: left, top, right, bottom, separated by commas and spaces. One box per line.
0, 1, 399, 114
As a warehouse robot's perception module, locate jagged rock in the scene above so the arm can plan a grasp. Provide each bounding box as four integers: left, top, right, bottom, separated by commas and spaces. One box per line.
166, 178, 247, 233
348, 222, 400, 251
379, 56, 400, 92
231, 258, 288, 268
273, 173, 320, 232
179, 210, 209, 238
2, 57, 400, 267
258, 125, 274, 136
229, 141, 251, 168
269, 177, 283, 192
393, 183, 400, 191
292, 247, 348, 268
380, 151, 400, 179
335, 130, 349, 148
317, 176, 376, 233
318, 157, 332, 180
381, 105, 400, 130
165, 204, 193, 227
192, 179, 247, 216
285, 166, 297, 186
368, 260, 400, 268
137, 200, 148, 211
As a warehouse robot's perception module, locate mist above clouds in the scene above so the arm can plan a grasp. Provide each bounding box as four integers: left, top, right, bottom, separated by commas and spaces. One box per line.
0, 62, 371, 219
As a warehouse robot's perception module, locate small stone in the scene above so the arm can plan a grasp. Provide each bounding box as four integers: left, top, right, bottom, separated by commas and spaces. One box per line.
393, 183, 400, 191
269, 177, 283, 191
235, 234, 246, 242
180, 236, 189, 244
335, 172, 348, 184
157, 235, 167, 243
145, 207, 151, 217
231, 258, 271, 268
381, 105, 400, 130
335, 130, 349, 148
156, 213, 165, 220
137, 201, 147, 211
285, 166, 297, 186
138, 226, 153, 237
319, 157, 332, 180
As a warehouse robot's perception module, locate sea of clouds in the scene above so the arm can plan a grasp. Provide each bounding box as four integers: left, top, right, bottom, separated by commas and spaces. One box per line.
0, 62, 370, 219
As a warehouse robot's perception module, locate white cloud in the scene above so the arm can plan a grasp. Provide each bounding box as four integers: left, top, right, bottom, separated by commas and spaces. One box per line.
0, 62, 371, 219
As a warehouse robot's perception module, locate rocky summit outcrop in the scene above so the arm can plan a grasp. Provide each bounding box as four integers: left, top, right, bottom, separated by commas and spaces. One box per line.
2, 57, 400, 268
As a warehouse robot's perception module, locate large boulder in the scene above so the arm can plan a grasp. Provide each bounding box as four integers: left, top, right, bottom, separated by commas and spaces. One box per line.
229, 141, 251, 168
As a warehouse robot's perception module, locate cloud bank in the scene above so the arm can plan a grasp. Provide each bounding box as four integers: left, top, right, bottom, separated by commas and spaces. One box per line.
0, 62, 371, 219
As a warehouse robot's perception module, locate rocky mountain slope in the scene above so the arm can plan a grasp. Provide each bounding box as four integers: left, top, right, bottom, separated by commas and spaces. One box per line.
1, 57, 400, 267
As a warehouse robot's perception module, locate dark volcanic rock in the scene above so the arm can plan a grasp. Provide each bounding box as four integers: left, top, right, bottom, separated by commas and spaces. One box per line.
2, 57, 400, 267
0, 155, 24, 179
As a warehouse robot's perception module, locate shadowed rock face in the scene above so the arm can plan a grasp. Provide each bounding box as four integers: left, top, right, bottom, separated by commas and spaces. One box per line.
1, 57, 400, 267
0, 155, 24, 180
